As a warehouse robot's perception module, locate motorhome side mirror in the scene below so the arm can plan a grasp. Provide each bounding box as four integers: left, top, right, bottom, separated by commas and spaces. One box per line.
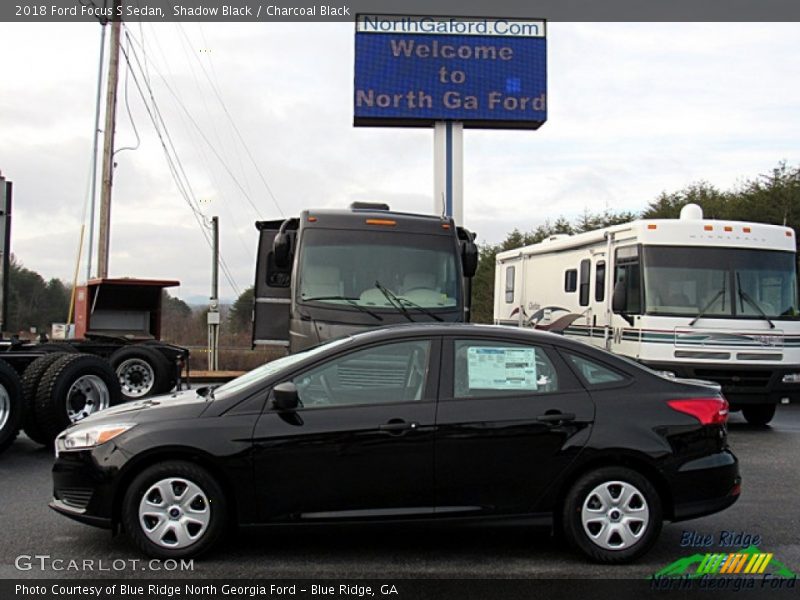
271, 381, 299, 410
462, 242, 478, 278
273, 233, 291, 268
612, 280, 627, 313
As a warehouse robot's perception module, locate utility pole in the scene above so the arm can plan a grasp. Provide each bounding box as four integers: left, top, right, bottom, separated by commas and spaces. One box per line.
97, 0, 122, 279
207, 216, 220, 371
86, 20, 108, 281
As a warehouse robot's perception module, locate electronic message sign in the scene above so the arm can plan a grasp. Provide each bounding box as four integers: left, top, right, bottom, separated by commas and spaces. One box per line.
354, 14, 547, 129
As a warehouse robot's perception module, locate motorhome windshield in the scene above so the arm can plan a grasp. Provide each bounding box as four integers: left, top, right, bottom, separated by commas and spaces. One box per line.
298, 229, 460, 311
642, 246, 799, 319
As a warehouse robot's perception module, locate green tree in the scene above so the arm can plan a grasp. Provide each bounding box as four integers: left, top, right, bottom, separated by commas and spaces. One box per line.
228, 286, 254, 334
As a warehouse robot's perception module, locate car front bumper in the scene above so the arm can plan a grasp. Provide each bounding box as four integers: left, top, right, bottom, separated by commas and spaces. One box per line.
50, 447, 120, 530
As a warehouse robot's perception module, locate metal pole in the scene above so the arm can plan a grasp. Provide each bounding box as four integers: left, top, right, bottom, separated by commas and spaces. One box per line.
0, 174, 11, 335
208, 216, 220, 371
86, 20, 107, 282
432, 121, 464, 224
97, 0, 122, 279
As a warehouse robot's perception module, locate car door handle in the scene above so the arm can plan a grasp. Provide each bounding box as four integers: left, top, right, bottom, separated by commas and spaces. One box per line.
537, 412, 576, 424
379, 419, 418, 433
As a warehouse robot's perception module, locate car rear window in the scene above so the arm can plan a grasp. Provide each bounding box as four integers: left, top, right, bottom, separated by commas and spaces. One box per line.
564, 353, 627, 387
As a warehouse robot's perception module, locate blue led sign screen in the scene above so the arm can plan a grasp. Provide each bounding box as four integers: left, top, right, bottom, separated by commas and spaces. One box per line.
354, 15, 547, 129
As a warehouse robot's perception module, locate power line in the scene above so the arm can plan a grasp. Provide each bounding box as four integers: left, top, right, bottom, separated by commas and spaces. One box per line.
119, 30, 242, 297
183, 23, 284, 218
124, 31, 278, 221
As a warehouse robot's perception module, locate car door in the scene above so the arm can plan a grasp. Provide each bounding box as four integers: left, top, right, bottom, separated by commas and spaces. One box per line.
252, 337, 440, 522
434, 337, 594, 515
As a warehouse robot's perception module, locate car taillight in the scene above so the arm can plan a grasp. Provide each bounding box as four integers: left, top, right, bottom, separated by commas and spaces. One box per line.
667, 397, 729, 425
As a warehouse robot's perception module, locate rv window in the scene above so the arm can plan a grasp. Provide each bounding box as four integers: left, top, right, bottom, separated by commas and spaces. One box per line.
614, 246, 642, 314
595, 261, 606, 302
564, 269, 577, 293
579, 259, 591, 306
505, 266, 515, 303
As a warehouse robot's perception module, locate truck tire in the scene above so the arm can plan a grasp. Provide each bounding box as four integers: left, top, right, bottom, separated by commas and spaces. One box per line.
742, 404, 776, 427
21, 353, 69, 446
34, 354, 122, 445
0, 359, 24, 455
110, 345, 173, 400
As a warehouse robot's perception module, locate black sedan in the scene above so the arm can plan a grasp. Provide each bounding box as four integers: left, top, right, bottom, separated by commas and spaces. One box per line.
50, 324, 740, 563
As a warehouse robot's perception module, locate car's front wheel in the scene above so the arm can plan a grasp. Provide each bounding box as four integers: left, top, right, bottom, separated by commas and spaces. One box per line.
122, 461, 226, 559
562, 467, 662, 563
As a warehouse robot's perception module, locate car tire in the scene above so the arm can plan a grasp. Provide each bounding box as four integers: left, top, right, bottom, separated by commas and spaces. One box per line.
0, 359, 24, 455
562, 467, 662, 564
122, 461, 226, 559
20, 353, 68, 446
33, 354, 122, 445
742, 404, 776, 427
110, 345, 173, 401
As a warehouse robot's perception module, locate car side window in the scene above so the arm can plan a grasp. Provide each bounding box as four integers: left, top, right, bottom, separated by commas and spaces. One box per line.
291, 340, 431, 408
453, 340, 560, 398
565, 353, 627, 386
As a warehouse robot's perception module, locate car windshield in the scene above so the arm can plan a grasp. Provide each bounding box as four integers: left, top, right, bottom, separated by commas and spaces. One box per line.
297, 228, 460, 310
642, 247, 799, 319
212, 336, 353, 398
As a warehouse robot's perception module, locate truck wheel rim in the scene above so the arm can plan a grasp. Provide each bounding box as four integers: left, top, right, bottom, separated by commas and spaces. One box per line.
581, 480, 650, 551
0, 384, 10, 431
139, 477, 211, 549
117, 358, 155, 398
66, 375, 110, 423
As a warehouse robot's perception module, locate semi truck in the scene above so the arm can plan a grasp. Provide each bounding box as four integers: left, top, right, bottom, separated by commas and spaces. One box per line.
0, 176, 188, 454
493, 203, 800, 426
253, 202, 478, 352
0, 278, 189, 454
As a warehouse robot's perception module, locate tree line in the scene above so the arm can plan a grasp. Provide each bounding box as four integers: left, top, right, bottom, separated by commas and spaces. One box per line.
6, 160, 799, 337
469, 160, 800, 322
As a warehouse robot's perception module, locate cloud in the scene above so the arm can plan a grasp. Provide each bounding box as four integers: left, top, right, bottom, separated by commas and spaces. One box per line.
1, 21, 799, 301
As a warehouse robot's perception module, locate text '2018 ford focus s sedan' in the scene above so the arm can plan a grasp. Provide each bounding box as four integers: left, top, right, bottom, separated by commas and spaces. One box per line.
50, 324, 740, 563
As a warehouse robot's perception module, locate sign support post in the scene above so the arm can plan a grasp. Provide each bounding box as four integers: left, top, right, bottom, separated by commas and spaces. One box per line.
433, 121, 464, 224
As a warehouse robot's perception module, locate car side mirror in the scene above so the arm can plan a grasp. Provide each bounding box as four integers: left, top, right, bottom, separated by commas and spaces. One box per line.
271, 381, 299, 410
462, 241, 478, 278
273, 233, 292, 268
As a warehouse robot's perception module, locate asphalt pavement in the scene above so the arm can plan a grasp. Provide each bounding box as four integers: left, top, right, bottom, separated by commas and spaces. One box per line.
1, 405, 799, 580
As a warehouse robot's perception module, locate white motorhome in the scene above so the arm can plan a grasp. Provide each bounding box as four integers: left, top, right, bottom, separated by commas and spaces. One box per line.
494, 204, 800, 426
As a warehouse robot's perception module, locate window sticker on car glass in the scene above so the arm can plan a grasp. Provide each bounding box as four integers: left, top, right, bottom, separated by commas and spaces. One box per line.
467, 347, 538, 390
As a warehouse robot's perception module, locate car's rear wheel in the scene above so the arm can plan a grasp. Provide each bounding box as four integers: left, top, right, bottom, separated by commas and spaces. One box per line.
742, 404, 776, 427
562, 467, 662, 563
122, 461, 226, 559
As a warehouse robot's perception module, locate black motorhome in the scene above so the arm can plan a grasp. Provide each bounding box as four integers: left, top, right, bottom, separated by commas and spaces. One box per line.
253, 203, 478, 352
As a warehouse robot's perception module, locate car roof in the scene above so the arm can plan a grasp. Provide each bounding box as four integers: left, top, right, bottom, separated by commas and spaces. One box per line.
346, 322, 593, 352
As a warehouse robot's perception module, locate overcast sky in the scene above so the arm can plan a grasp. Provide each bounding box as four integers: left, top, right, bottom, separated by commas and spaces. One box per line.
1, 22, 799, 303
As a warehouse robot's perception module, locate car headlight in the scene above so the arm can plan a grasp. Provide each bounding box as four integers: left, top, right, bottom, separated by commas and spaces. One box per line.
782, 372, 800, 383
55, 423, 136, 457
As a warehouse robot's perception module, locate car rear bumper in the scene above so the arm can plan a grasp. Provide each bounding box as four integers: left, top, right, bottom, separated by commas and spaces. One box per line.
671, 449, 741, 521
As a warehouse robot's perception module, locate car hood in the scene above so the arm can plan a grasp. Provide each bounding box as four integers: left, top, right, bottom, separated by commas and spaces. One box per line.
77, 389, 211, 425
